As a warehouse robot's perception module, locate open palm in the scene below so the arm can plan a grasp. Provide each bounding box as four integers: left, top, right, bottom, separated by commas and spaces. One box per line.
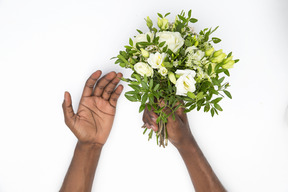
62, 71, 123, 145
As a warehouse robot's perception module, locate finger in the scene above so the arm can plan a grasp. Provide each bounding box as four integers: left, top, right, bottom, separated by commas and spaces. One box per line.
142, 106, 158, 131
102, 73, 123, 100
62, 91, 75, 127
175, 106, 187, 121
82, 70, 102, 97
94, 71, 117, 97
109, 84, 123, 107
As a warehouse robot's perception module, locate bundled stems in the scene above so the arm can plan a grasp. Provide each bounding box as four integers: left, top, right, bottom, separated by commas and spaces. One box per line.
157, 119, 168, 148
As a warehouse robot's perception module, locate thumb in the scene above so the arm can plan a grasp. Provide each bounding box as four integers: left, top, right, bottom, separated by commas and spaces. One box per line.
62, 91, 75, 127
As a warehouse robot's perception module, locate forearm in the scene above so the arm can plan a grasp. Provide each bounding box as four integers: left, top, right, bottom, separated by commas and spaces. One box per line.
178, 139, 226, 192
60, 142, 103, 192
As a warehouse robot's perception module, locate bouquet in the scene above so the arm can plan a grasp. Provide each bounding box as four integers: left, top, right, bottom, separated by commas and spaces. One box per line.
113, 10, 239, 147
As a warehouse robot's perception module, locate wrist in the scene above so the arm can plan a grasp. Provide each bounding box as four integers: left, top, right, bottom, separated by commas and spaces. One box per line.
176, 137, 198, 154
76, 141, 103, 152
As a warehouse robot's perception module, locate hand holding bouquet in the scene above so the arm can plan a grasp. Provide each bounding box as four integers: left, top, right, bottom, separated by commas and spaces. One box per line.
113, 10, 239, 147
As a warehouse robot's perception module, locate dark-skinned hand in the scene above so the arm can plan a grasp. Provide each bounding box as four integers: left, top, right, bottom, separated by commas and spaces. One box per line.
142, 105, 195, 149
62, 70, 123, 146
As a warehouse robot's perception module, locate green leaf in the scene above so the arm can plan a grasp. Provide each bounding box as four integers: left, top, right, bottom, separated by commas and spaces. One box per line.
117, 55, 131, 68
224, 70, 230, 76
141, 81, 148, 90
206, 93, 213, 101
162, 45, 168, 52
125, 91, 137, 95
190, 18, 198, 23
147, 103, 151, 111
211, 26, 219, 34
207, 64, 212, 75
146, 34, 151, 42
227, 52, 232, 58
163, 62, 173, 68
223, 90, 232, 99
143, 74, 148, 83
234, 59, 240, 63
139, 104, 146, 113
148, 94, 154, 104
187, 91, 196, 99
178, 15, 186, 21
214, 103, 223, 111
132, 73, 141, 82
212, 37, 221, 44
141, 93, 148, 104
211, 108, 215, 117
125, 94, 138, 102
212, 97, 223, 104
157, 13, 163, 18
204, 103, 210, 112
164, 12, 171, 17
196, 92, 204, 100
137, 29, 143, 34
159, 41, 166, 47
189, 104, 196, 111
188, 10, 192, 18
128, 84, 140, 91
218, 77, 225, 84
176, 22, 184, 33
149, 79, 153, 89
129, 38, 133, 46
153, 84, 160, 91
124, 45, 132, 50
210, 88, 219, 95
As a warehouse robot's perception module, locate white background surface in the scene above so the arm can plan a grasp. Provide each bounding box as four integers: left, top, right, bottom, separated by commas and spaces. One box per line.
0, 0, 288, 191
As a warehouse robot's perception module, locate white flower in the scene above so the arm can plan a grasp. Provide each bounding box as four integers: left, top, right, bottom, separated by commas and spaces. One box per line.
134, 62, 153, 77
156, 31, 184, 53
186, 47, 205, 67
147, 52, 166, 69
133, 32, 154, 47
173, 60, 179, 67
185, 46, 197, 55
158, 67, 168, 76
175, 69, 196, 96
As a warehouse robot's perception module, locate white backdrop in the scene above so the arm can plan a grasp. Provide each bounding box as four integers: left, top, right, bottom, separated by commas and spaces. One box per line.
0, 0, 288, 191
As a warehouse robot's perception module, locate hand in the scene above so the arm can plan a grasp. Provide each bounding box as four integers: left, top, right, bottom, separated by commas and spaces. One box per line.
142, 105, 195, 150
62, 70, 123, 146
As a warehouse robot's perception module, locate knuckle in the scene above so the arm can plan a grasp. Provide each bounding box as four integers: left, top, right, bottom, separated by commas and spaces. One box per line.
104, 89, 112, 94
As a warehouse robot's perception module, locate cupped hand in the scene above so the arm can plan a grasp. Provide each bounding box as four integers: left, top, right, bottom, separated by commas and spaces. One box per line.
142, 105, 195, 149
62, 70, 123, 146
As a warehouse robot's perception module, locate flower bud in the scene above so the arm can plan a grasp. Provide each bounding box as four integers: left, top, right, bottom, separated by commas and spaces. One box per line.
205, 47, 214, 56
213, 49, 223, 57
161, 18, 169, 30
145, 16, 153, 28
212, 53, 226, 63
168, 72, 176, 84
157, 18, 163, 28
222, 60, 235, 69
194, 40, 199, 47
223, 56, 233, 64
140, 48, 149, 58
